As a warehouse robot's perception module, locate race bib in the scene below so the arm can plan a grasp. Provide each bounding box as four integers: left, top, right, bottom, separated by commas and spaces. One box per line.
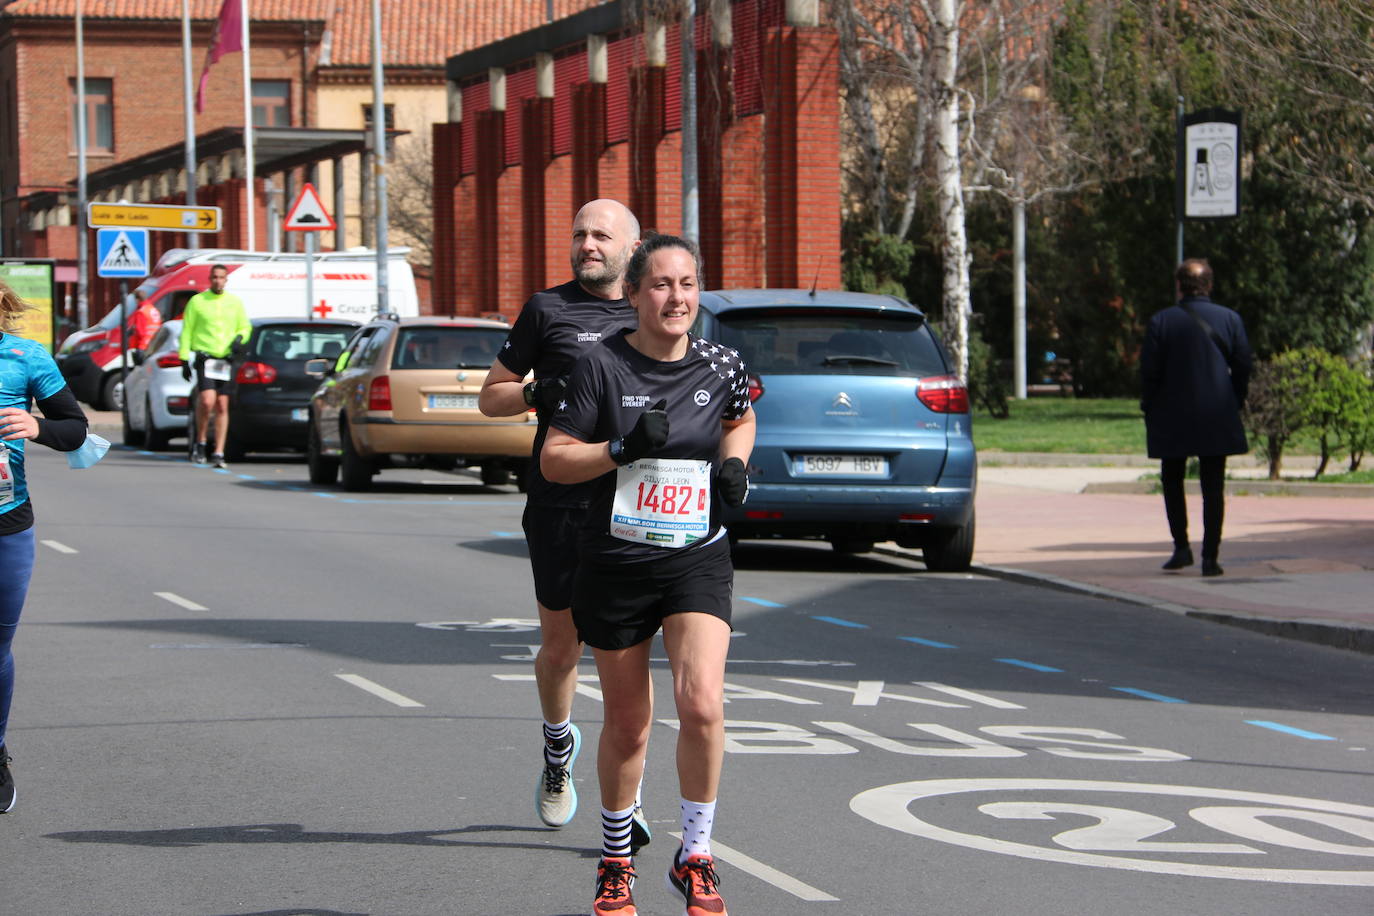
610, 458, 711, 549
202, 358, 231, 381
0, 444, 13, 507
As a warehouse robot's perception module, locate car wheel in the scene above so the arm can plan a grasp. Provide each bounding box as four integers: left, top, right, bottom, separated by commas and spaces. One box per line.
922, 511, 975, 573
830, 537, 875, 555
121, 400, 144, 446
143, 398, 172, 450
480, 461, 510, 487
306, 420, 339, 485
338, 423, 374, 491
101, 373, 124, 412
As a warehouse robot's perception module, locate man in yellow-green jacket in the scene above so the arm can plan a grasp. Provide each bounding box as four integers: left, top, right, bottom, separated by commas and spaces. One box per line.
179, 264, 252, 467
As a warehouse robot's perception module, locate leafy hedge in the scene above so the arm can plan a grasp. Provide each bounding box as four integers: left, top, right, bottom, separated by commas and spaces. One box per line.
1244, 347, 1374, 479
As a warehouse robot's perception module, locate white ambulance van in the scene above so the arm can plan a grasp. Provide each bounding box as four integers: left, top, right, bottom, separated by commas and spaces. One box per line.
58, 248, 419, 409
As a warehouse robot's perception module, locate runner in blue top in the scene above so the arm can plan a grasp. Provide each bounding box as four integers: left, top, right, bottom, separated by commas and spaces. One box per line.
543, 235, 755, 916
0, 279, 90, 814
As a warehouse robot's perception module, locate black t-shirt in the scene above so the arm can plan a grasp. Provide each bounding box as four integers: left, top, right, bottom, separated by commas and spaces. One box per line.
551, 330, 752, 563
497, 280, 637, 507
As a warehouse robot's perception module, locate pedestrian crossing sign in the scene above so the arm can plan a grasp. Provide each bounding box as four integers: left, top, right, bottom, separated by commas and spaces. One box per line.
96, 228, 150, 278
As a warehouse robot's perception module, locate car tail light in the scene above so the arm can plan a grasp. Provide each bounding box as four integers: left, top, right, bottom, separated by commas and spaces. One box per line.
368, 375, 392, 410
747, 373, 764, 403
236, 361, 278, 384
916, 375, 969, 413
745, 510, 783, 520
167, 396, 189, 411
155, 353, 185, 369
900, 513, 934, 522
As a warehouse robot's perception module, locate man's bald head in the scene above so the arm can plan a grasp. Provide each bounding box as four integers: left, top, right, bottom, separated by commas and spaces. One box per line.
570, 199, 641, 299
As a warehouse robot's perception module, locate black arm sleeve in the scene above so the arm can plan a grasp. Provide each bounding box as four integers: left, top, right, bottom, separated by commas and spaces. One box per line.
33, 386, 89, 452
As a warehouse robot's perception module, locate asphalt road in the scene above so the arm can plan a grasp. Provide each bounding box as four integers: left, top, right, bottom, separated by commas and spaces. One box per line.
2, 444, 1372, 916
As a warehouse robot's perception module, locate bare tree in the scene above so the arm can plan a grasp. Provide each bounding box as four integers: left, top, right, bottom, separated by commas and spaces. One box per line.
386, 132, 435, 278
1202, 0, 1374, 209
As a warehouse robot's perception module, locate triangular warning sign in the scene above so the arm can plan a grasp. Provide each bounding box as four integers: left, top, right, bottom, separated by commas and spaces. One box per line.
284, 183, 336, 232
99, 230, 148, 273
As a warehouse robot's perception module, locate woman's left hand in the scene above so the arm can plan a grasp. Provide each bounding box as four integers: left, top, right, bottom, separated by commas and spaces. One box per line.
0, 407, 39, 441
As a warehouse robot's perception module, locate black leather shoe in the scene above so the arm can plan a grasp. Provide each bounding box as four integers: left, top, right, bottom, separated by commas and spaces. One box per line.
1162, 547, 1194, 570
1201, 559, 1223, 577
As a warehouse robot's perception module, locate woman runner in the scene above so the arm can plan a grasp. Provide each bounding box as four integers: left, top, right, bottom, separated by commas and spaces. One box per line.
542, 234, 754, 916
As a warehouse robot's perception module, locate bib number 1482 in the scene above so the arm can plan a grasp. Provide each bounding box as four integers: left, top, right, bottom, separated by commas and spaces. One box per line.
634, 482, 707, 516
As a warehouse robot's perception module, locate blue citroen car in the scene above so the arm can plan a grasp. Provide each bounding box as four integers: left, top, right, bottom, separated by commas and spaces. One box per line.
694, 289, 976, 571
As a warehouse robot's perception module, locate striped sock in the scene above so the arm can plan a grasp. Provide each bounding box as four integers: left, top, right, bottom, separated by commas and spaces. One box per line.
543, 719, 572, 768
680, 797, 717, 859
601, 804, 636, 858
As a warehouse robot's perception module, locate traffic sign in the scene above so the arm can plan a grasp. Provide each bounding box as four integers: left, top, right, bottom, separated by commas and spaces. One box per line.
284, 183, 335, 232
1178, 108, 1242, 220
96, 228, 150, 278
88, 202, 221, 233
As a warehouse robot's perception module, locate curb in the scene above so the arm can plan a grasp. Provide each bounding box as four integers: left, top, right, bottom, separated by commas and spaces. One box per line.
1082, 479, 1374, 498
873, 545, 1374, 656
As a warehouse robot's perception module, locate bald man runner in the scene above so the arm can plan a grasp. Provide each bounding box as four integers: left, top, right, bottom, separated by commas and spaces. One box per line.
479, 200, 650, 849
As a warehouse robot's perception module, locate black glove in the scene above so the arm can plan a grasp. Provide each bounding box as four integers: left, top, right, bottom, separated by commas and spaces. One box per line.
230, 336, 249, 358
616, 399, 669, 463
181, 363, 192, 381
717, 457, 749, 506
523, 376, 567, 413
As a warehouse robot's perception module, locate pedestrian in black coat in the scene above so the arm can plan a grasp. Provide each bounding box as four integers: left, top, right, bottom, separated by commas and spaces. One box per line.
1140, 258, 1253, 576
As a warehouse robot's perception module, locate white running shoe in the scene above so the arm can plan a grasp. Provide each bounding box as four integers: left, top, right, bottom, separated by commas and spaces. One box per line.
536, 723, 580, 827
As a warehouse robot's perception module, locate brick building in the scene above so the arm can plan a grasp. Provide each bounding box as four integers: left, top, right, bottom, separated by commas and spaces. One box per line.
0, 0, 610, 321
432, 0, 841, 318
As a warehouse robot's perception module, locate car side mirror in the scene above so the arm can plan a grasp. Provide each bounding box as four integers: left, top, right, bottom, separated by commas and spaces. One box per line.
304, 357, 330, 378
129, 349, 145, 366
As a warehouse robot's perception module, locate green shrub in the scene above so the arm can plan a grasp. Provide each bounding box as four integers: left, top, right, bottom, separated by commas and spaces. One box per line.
1244, 347, 1374, 478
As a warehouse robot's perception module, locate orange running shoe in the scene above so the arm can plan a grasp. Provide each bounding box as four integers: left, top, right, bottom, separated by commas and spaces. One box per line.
666, 850, 727, 915
594, 856, 638, 915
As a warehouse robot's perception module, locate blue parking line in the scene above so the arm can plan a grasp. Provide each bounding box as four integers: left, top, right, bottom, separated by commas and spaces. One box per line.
739, 596, 785, 608
995, 658, 1062, 672
1246, 720, 1336, 741
812, 616, 868, 629
237, 474, 256, 480
491, 531, 519, 538
900, 636, 957, 649
315, 492, 339, 498
1112, 687, 1187, 703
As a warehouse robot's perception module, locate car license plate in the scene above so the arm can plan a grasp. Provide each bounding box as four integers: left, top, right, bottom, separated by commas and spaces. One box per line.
428, 394, 478, 409
291, 408, 309, 422
794, 454, 888, 476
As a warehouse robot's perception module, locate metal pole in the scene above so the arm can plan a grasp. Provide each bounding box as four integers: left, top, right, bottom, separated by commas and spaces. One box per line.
242, 0, 256, 251
76, 0, 89, 327
370, 0, 389, 315
1175, 95, 1185, 265
1012, 197, 1026, 400
118, 279, 129, 416
305, 231, 315, 320
680, 0, 698, 246
182, 0, 198, 250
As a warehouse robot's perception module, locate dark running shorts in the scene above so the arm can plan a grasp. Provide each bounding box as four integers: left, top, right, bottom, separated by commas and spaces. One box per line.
523, 503, 584, 610
193, 353, 235, 394
572, 535, 734, 651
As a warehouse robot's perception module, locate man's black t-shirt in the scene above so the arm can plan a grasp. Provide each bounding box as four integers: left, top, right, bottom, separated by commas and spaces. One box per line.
497, 280, 637, 507
551, 330, 752, 563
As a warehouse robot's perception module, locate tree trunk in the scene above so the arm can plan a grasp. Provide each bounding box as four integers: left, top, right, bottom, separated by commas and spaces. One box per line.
931, 0, 971, 381
1267, 434, 1283, 480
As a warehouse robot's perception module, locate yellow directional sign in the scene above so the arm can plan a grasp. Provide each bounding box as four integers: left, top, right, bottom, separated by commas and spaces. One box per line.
87, 202, 221, 233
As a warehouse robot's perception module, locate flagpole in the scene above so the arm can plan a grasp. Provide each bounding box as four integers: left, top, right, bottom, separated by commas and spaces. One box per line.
182, 0, 198, 250
241, 0, 255, 251
75, 0, 89, 327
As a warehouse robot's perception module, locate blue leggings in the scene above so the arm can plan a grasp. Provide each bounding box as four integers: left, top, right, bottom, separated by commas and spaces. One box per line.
0, 527, 36, 749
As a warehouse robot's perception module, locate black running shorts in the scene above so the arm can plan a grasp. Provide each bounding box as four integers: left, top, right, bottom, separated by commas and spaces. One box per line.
522, 503, 584, 610
193, 353, 235, 394
572, 535, 734, 651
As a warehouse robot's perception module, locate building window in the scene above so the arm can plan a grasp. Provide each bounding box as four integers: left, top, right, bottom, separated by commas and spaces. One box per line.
252, 80, 291, 127
363, 103, 395, 151
69, 78, 113, 153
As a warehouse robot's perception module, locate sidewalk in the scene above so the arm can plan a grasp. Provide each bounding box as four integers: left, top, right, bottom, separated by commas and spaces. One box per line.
932, 454, 1374, 654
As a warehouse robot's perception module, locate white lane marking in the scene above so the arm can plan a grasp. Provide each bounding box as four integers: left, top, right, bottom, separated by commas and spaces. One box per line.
155, 591, 208, 611
335, 673, 425, 708
40, 539, 78, 554
669, 832, 839, 901
916, 681, 1027, 709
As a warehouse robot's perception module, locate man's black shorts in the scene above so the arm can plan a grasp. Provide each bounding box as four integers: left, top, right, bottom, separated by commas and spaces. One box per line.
522, 503, 584, 610
193, 353, 236, 394
572, 535, 734, 651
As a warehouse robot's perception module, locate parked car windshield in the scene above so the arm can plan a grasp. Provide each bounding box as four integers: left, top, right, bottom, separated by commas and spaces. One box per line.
391, 326, 508, 370
251, 324, 356, 361
714, 309, 947, 377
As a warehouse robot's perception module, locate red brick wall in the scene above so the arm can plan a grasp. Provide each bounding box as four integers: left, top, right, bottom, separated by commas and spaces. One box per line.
432, 122, 462, 316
